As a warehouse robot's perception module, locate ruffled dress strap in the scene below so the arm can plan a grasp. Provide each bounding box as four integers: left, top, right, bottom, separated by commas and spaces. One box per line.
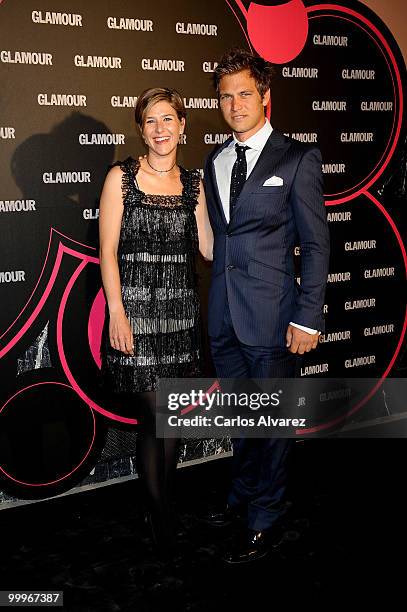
110, 157, 139, 201
180, 167, 201, 208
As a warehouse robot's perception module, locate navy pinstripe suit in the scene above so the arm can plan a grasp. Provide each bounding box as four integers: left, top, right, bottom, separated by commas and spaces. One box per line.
204, 128, 330, 530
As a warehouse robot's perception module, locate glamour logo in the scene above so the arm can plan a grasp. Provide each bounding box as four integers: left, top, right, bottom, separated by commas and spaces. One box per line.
364, 324, 395, 336
327, 272, 351, 282
322, 163, 346, 174
319, 330, 351, 343
1, 51, 52, 65
364, 267, 395, 278
141, 59, 184, 71
327, 211, 352, 222
345, 356, 375, 368
0, 270, 25, 283
342, 69, 375, 79
361, 101, 393, 111
204, 134, 230, 145
344, 298, 376, 310
312, 100, 347, 111
38, 93, 87, 107
313, 34, 348, 46
74, 55, 122, 69
300, 363, 329, 376
32, 11, 83, 26
83, 209, 99, 220
286, 133, 317, 143
184, 98, 218, 109
202, 62, 218, 73
345, 240, 376, 251
282, 67, 318, 78
79, 134, 125, 145
175, 22, 218, 35
320, 388, 351, 402
0, 200, 36, 212
0, 127, 15, 139
107, 17, 153, 31
43, 172, 91, 184
111, 96, 138, 108
341, 132, 374, 142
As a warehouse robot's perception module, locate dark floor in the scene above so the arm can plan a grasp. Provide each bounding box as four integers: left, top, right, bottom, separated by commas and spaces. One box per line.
1, 439, 406, 610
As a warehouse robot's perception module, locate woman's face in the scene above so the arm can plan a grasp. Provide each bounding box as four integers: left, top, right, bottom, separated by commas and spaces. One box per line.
142, 100, 185, 156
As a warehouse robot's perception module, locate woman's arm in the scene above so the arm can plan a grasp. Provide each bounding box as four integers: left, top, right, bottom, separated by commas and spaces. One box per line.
195, 179, 213, 261
99, 166, 134, 355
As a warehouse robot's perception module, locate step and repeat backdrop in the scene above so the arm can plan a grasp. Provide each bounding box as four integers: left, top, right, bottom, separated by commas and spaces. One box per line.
0, 0, 406, 504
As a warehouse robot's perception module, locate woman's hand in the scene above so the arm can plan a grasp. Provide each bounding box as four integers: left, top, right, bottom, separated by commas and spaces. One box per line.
109, 311, 134, 355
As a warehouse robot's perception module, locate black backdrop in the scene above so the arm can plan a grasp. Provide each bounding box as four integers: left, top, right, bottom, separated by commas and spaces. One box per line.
0, 0, 406, 503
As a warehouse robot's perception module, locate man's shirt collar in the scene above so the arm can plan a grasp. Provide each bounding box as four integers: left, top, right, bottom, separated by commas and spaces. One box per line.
232, 119, 273, 151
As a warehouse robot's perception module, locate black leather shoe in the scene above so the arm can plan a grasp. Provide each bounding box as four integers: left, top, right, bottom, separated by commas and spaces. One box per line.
223, 530, 271, 564
199, 505, 241, 528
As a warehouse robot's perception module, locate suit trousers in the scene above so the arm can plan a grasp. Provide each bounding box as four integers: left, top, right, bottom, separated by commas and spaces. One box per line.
210, 300, 299, 531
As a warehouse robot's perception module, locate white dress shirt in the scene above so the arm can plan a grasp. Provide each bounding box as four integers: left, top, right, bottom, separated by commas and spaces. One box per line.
213, 119, 317, 336
214, 119, 273, 223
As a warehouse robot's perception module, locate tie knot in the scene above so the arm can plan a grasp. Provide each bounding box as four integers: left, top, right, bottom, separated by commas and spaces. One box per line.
235, 144, 249, 158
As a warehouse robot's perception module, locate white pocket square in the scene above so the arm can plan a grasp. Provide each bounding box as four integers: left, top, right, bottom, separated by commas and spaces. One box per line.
262, 175, 284, 186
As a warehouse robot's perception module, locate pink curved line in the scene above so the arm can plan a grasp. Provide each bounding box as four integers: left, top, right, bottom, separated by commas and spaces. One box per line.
51, 228, 97, 252
364, 192, 407, 275
62, 244, 99, 265
180, 380, 221, 415
226, 0, 252, 50
0, 230, 54, 342
233, 0, 248, 19
0, 381, 96, 487
0, 244, 63, 358
298, 191, 407, 435
0, 229, 97, 344
297, 305, 407, 435
0, 242, 98, 359
308, 5, 403, 204
56, 261, 138, 425
0, 228, 96, 342
314, 14, 397, 200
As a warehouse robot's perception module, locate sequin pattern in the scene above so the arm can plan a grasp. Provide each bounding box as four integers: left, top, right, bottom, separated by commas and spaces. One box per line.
101, 158, 201, 392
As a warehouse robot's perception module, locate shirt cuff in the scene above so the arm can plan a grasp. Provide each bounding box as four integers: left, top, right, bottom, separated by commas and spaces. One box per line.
289, 322, 319, 335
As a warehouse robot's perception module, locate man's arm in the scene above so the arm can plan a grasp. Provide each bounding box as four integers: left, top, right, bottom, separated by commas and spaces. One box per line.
288, 146, 330, 352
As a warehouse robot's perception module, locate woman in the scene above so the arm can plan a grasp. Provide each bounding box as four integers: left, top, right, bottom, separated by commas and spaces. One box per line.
99, 87, 213, 555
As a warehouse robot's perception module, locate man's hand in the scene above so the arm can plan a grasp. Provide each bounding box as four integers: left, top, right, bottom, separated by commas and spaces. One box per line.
286, 324, 319, 354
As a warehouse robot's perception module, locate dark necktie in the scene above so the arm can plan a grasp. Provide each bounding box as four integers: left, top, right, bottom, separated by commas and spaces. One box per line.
229, 144, 249, 217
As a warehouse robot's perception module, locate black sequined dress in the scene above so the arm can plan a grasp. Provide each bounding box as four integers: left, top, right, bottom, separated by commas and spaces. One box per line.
101, 158, 201, 392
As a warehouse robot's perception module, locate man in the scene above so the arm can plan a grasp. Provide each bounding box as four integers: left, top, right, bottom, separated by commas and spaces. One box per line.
203, 49, 330, 563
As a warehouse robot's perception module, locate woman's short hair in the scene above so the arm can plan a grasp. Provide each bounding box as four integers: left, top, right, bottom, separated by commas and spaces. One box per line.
213, 48, 274, 98
134, 87, 186, 129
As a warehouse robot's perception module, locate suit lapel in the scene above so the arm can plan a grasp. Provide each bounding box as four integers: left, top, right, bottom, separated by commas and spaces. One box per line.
230, 129, 290, 219
208, 136, 233, 227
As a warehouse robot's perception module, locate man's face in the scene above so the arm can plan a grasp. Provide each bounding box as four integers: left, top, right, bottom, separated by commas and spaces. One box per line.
218, 69, 270, 141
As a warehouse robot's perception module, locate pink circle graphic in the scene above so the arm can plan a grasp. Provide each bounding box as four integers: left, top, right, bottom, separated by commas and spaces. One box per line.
298, 192, 407, 435
0, 382, 96, 487
248, 1, 308, 63
307, 5, 403, 204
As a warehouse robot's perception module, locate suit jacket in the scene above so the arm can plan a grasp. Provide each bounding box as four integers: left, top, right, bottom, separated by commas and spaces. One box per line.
204, 128, 330, 347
